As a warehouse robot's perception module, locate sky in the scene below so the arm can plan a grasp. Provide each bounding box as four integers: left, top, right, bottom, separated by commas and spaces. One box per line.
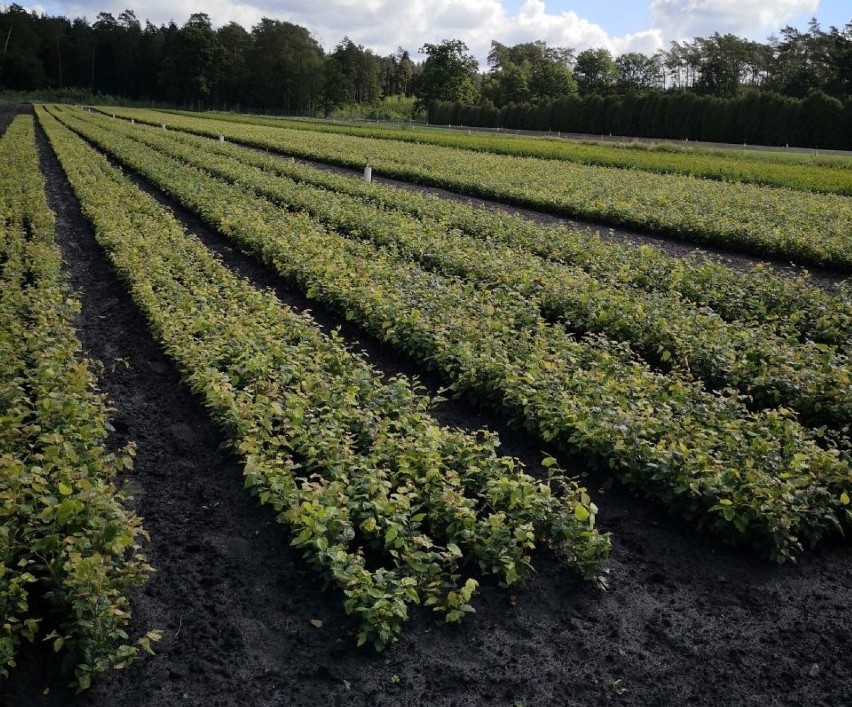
25, 0, 852, 64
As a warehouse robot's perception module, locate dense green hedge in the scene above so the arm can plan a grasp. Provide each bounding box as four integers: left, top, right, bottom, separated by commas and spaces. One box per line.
429, 90, 852, 150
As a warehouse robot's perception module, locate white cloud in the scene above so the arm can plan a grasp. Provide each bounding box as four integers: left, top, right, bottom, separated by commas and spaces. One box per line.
58, 0, 666, 64
497, 1, 665, 56
5, 3, 46, 14
649, 0, 819, 40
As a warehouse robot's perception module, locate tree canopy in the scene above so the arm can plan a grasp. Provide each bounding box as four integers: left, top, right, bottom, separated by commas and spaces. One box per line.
1, 5, 850, 117
415, 39, 479, 108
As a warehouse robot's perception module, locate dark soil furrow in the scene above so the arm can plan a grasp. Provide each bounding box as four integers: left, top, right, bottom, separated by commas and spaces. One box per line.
0, 102, 25, 136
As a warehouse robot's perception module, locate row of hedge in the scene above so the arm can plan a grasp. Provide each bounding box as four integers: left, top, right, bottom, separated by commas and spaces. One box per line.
428, 90, 852, 150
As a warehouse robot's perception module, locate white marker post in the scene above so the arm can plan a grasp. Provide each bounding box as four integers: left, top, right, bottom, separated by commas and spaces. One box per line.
364, 164, 372, 183
219, 135, 225, 142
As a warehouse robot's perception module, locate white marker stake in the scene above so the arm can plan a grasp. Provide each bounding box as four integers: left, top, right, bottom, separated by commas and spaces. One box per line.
364, 164, 372, 182
219, 135, 225, 142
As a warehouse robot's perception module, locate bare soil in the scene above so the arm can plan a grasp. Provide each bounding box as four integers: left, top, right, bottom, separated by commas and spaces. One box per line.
1, 105, 850, 707
0, 106, 17, 135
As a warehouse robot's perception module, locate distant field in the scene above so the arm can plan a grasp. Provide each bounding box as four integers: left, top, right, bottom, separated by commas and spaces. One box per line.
165, 109, 852, 195
95, 106, 852, 270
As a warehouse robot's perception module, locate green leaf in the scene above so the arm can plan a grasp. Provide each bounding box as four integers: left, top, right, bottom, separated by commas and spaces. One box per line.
505, 564, 518, 585
445, 610, 464, 623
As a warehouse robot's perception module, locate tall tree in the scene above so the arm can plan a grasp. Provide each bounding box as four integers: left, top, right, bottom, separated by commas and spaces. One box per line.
390, 48, 416, 95
767, 19, 852, 98
415, 39, 479, 108
488, 40, 576, 105
114, 10, 143, 96
615, 52, 663, 91
91, 12, 120, 94
174, 13, 223, 105
133, 20, 164, 99
574, 48, 617, 94
39, 16, 71, 89
246, 18, 324, 112
217, 22, 252, 107
65, 17, 94, 90
0, 4, 47, 89
326, 37, 383, 104
693, 33, 760, 97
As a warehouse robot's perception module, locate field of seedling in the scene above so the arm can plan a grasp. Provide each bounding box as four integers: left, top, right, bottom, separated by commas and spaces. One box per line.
1, 103, 850, 706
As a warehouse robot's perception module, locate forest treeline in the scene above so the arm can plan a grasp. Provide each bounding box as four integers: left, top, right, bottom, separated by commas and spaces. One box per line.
2, 5, 851, 146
